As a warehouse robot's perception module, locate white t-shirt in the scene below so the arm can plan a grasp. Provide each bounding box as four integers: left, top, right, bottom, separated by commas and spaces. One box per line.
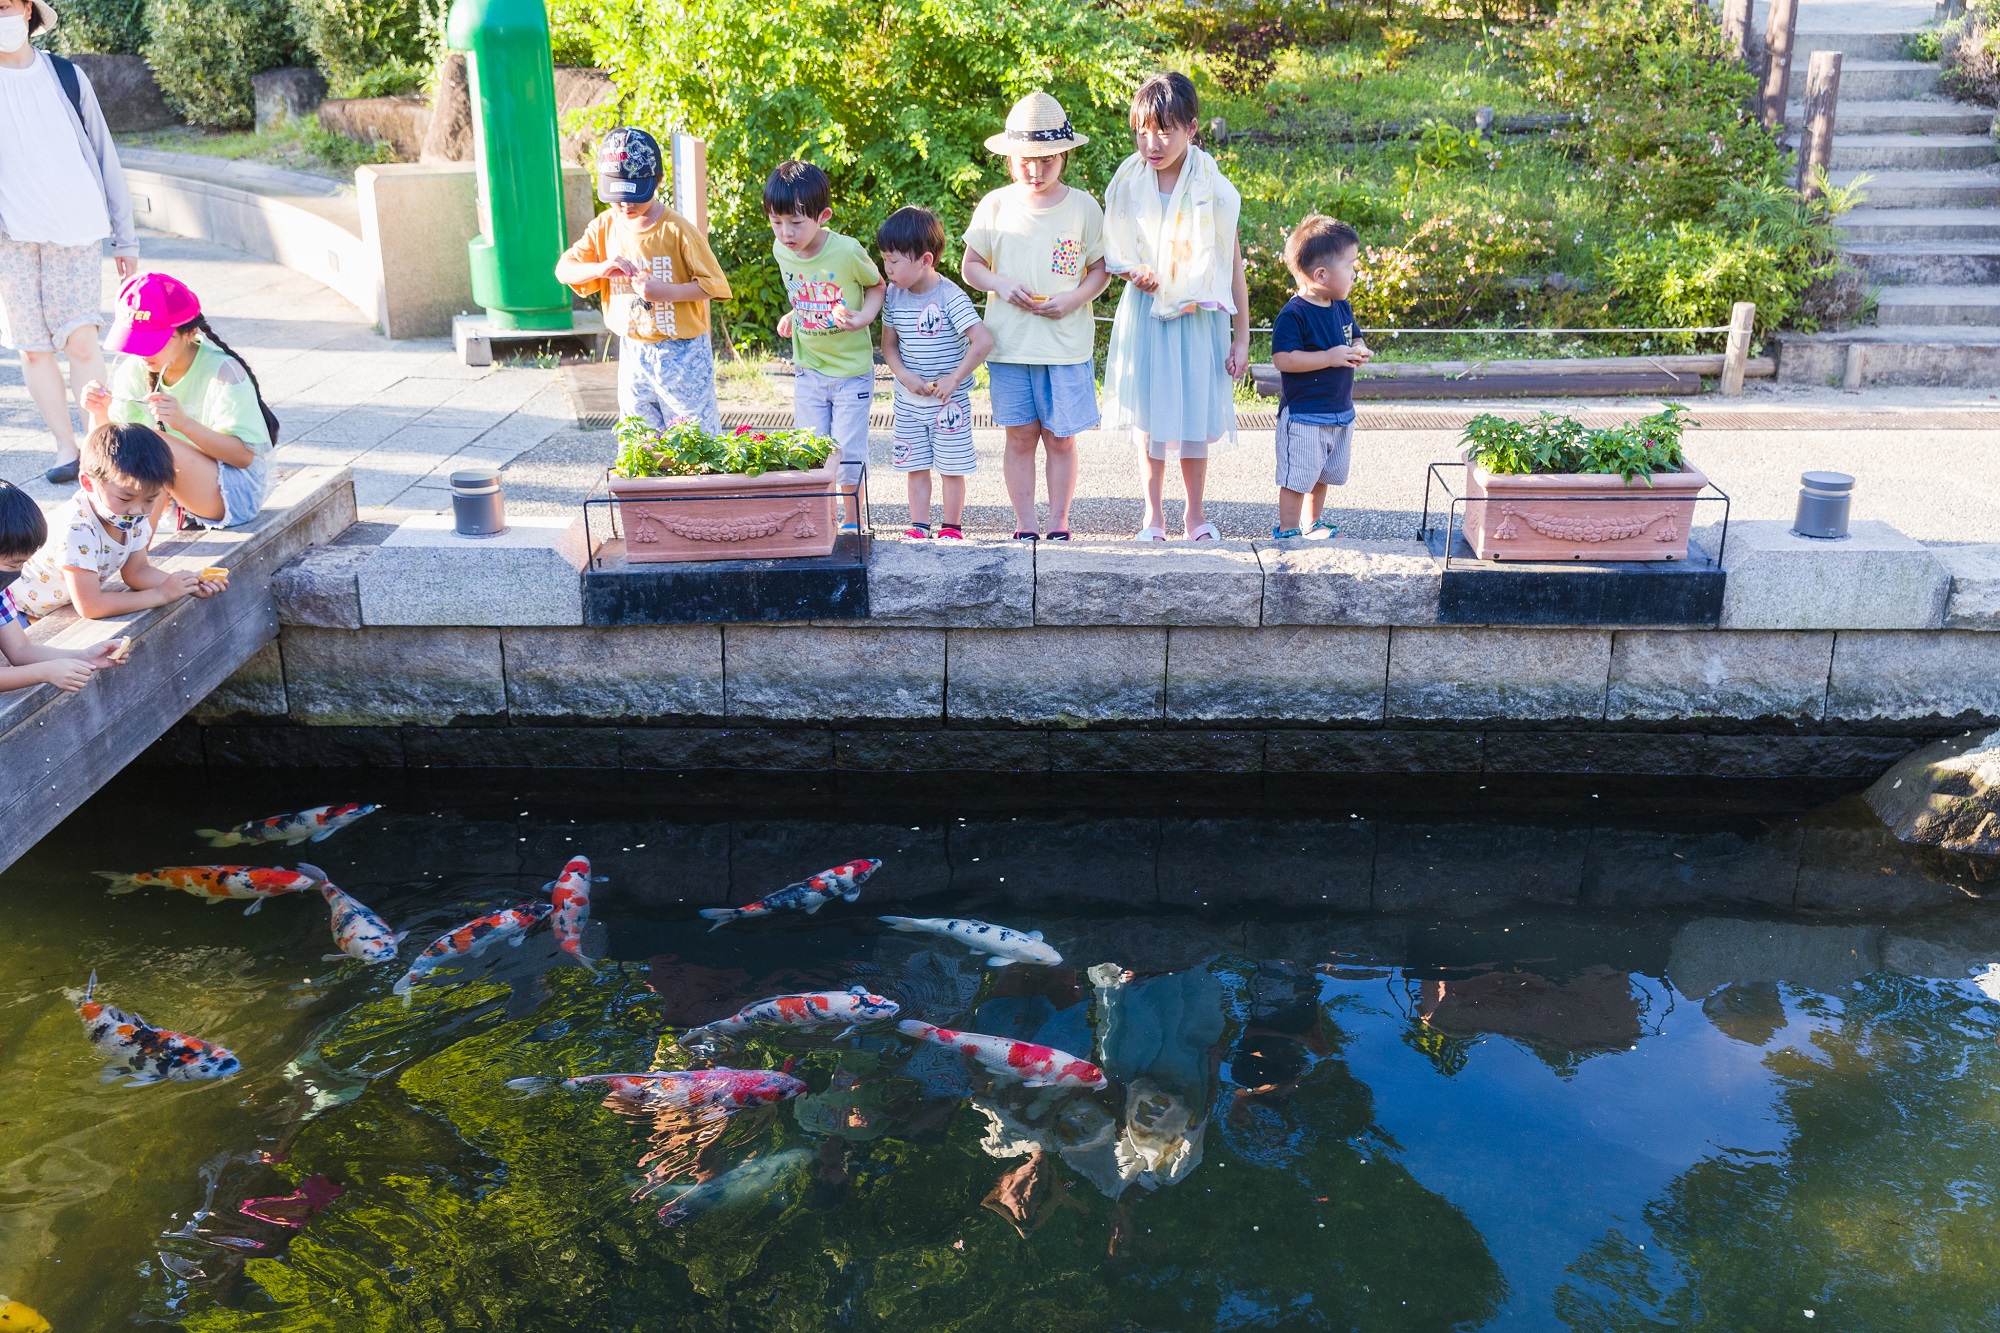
0, 58, 111, 247
10, 493, 151, 618
962, 183, 1104, 366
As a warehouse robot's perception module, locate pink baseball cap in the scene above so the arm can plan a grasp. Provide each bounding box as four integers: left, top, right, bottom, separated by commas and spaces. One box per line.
106, 272, 202, 357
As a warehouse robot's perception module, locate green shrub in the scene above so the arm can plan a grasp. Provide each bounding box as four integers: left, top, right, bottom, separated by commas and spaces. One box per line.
144, 0, 301, 128
612, 418, 835, 478
51, 0, 149, 54
1351, 208, 1555, 328
1905, 26, 1944, 62
333, 56, 429, 100
548, 0, 1152, 342
1462, 405, 1690, 482
293, 0, 442, 96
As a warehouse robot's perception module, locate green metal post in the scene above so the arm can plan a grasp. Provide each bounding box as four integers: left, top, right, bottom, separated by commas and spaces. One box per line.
445, 0, 573, 331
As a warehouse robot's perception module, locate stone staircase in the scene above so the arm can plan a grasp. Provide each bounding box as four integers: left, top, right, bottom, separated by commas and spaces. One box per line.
1769, 21, 2000, 387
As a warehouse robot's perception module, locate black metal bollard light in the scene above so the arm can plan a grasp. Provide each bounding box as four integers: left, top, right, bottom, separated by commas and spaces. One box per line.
451, 469, 507, 537
1791, 470, 1853, 540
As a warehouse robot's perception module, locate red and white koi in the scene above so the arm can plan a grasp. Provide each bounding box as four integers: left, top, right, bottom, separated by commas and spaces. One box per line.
393, 902, 554, 999
897, 1020, 1107, 1091
77, 971, 242, 1086
196, 802, 379, 848
697, 858, 882, 930
504, 1066, 807, 1112
95, 865, 323, 915
681, 986, 900, 1052
546, 855, 596, 972
310, 865, 405, 964
878, 915, 1063, 966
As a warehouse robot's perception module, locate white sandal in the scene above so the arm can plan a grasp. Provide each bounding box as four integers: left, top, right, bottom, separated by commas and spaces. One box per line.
1134, 526, 1167, 542
1187, 522, 1220, 542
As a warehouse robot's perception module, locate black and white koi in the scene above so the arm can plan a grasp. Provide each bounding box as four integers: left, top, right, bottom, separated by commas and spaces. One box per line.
196, 803, 379, 848
310, 865, 405, 964
878, 915, 1063, 966
77, 972, 242, 1086
697, 858, 882, 931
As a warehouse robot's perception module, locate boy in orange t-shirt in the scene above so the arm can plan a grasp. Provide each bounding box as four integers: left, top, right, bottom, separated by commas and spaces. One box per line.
556, 127, 733, 432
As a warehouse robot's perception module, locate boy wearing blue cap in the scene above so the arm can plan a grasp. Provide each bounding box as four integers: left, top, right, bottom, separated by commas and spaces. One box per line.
556, 127, 733, 432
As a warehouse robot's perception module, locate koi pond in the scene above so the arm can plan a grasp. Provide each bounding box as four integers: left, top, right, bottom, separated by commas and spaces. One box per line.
4, 766, 2000, 1332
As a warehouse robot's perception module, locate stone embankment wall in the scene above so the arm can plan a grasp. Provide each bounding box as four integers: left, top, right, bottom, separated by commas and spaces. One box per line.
153, 509, 2000, 779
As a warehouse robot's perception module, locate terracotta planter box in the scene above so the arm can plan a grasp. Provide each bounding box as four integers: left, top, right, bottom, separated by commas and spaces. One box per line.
1463, 461, 1707, 562
610, 461, 840, 563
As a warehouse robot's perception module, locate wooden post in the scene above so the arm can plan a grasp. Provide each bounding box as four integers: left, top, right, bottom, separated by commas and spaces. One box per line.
1720, 302, 1757, 397
1797, 51, 1842, 198
1721, 0, 1753, 63
1761, 0, 1801, 128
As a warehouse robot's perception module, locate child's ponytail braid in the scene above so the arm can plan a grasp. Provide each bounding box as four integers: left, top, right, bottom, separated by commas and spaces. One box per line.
191, 314, 281, 443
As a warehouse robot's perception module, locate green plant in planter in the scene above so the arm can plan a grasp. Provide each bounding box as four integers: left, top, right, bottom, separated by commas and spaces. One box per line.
612, 418, 837, 479
1463, 404, 1691, 484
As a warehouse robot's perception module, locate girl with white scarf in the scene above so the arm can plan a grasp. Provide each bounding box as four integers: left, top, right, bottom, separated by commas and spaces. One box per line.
1101, 72, 1250, 542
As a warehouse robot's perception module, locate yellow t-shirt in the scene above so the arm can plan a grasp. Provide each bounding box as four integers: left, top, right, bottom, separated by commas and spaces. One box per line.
562, 206, 733, 342
962, 183, 1105, 366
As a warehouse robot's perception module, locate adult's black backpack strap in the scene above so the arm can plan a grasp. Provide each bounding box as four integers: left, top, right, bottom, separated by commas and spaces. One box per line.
48, 52, 83, 121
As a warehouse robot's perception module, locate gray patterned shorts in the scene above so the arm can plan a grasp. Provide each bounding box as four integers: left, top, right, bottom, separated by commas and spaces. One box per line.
0, 237, 103, 353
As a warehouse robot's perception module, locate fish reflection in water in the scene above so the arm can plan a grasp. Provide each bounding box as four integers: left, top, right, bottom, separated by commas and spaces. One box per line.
652, 1148, 814, 1227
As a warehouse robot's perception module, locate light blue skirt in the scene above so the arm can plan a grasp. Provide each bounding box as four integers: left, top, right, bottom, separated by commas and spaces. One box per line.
1103, 284, 1235, 454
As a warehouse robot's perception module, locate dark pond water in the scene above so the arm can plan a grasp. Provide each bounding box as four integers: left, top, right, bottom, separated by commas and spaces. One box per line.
4, 767, 2000, 1332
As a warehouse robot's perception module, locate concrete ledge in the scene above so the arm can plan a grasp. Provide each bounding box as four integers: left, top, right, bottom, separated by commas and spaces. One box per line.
1257, 539, 1440, 626
1938, 545, 2000, 630
273, 543, 368, 628
1166, 626, 1388, 722
502, 625, 723, 721
948, 627, 1167, 724
1708, 520, 1950, 630
1826, 631, 2000, 723
283, 626, 505, 725
859, 539, 1033, 628
724, 625, 944, 720
1034, 541, 1262, 627
357, 514, 587, 627
1606, 629, 1834, 722
1387, 627, 1613, 722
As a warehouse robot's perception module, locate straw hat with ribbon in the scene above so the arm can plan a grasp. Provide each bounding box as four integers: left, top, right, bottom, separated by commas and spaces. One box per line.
983, 92, 1089, 158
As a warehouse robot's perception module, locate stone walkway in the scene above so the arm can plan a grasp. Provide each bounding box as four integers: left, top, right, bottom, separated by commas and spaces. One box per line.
4, 232, 2000, 546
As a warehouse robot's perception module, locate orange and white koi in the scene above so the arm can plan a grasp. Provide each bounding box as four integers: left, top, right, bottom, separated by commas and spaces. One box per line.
77, 972, 242, 1086
196, 802, 379, 848
697, 858, 882, 931
681, 986, 900, 1052
309, 865, 405, 964
546, 855, 596, 972
897, 1020, 1107, 1091
95, 865, 323, 915
393, 902, 554, 999
505, 1066, 806, 1112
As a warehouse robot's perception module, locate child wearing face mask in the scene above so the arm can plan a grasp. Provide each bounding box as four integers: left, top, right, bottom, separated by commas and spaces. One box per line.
0, 480, 125, 692
8, 422, 221, 621
1101, 72, 1250, 543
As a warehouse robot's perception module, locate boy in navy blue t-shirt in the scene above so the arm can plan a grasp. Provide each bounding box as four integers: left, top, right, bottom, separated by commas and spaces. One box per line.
1269, 215, 1371, 539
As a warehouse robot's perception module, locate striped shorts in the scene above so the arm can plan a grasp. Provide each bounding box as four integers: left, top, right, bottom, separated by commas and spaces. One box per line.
891, 393, 976, 476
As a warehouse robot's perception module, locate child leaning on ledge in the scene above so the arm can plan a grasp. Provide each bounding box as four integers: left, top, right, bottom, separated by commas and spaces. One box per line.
555, 127, 733, 434
1269, 214, 1371, 540
0, 481, 125, 693
876, 206, 994, 541
8, 422, 222, 622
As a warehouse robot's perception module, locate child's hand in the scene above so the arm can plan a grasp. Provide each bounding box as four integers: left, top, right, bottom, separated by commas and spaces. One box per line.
1325, 345, 1369, 370
147, 392, 192, 434
1125, 266, 1160, 294
156, 570, 202, 603
931, 371, 964, 402
777, 311, 795, 339
999, 280, 1044, 311
602, 257, 642, 281
828, 303, 867, 332
86, 639, 127, 667
1028, 291, 1069, 319
189, 574, 225, 600
630, 275, 661, 303
35, 657, 96, 693
1225, 333, 1250, 380
81, 380, 113, 417
1351, 340, 1373, 364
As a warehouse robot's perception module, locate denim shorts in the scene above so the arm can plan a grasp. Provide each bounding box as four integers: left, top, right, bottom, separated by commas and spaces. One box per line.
987, 360, 1098, 438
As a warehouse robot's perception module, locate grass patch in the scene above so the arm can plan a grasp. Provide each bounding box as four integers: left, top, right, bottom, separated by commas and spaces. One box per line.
116, 122, 397, 178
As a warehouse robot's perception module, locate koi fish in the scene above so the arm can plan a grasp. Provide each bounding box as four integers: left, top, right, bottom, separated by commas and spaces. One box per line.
546, 855, 596, 972
392, 902, 554, 999
310, 866, 404, 964
0, 1297, 50, 1333
655, 1148, 812, 1227
196, 802, 379, 848
697, 858, 882, 931
681, 986, 900, 1052
505, 1067, 806, 1113
77, 972, 242, 1087
897, 1020, 1106, 1091
878, 916, 1062, 967
95, 865, 323, 915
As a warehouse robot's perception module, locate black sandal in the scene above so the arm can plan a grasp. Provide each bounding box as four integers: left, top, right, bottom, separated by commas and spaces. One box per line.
1045, 530, 1071, 541
1012, 530, 1039, 541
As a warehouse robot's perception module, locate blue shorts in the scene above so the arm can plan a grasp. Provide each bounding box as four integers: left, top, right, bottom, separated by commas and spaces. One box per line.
988, 360, 1098, 438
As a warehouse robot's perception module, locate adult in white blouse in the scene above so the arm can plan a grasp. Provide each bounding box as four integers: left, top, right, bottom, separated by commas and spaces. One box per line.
0, 0, 138, 485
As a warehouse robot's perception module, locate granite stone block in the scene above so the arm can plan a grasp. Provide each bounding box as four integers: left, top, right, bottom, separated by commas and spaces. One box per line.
1825, 631, 2000, 723
724, 626, 944, 720
1166, 626, 1388, 722
1480, 731, 1712, 775
1257, 539, 1441, 626
833, 729, 1051, 772
273, 544, 369, 629
1034, 541, 1263, 627
862, 539, 1034, 628
1937, 544, 2000, 630
283, 626, 505, 726
1606, 629, 1834, 722
946, 627, 1166, 725
1704, 520, 1949, 630
622, 726, 835, 770
357, 514, 588, 627
1700, 734, 1917, 780
1263, 730, 1484, 772
1158, 817, 1374, 910
502, 626, 724, 721
1050, 730, 1266, 772
193, 639, 288, 723
1387, 627, 1612, 722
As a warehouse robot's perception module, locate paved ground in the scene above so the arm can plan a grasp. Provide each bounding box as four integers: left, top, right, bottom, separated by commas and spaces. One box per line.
3, 233, 1997, 546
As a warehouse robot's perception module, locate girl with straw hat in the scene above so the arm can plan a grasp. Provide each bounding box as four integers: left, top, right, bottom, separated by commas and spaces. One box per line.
961, 92, 1109, 542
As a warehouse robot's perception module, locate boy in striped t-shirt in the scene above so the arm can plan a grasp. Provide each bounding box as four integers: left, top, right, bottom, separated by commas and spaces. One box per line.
877, 207, 994, 539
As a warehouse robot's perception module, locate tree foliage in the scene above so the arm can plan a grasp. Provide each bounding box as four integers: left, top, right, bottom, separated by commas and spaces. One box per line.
143, 0, 302, 128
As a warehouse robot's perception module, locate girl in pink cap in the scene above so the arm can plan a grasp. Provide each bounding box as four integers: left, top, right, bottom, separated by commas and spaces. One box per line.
81, 272, 278, 528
